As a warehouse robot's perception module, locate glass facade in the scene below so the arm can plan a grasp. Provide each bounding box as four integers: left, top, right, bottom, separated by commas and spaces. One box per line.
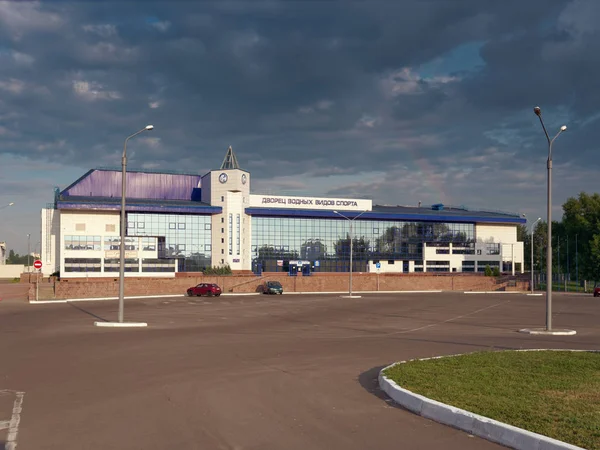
127, 213, 212, 272
251, 217, 475, 272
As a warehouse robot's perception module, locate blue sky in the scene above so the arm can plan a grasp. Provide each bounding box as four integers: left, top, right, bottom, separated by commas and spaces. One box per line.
1, 0, 599, 254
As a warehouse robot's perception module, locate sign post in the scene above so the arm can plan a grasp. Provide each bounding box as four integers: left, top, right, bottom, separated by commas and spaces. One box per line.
33, 260, 42, 301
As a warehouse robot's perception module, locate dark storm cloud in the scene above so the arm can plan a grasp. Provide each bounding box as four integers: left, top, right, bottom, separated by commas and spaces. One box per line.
0, 0, 597, 223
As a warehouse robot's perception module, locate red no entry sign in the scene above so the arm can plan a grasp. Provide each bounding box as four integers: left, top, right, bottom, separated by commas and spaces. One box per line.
33, 260, 42, 269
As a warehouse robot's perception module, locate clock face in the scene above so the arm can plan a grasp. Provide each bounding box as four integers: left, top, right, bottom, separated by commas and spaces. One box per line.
241, 174, 247, 185
219, 173, 228, 184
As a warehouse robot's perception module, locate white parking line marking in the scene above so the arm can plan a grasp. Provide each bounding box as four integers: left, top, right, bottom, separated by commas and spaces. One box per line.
6, 391, 25, 450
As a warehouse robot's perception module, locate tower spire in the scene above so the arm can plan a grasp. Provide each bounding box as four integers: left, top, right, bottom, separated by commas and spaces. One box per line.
220, 146, 240, 170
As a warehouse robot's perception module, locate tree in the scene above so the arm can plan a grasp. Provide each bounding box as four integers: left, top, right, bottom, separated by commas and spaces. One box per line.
561, 192, 600, 280
257, 245, 299, 261
334, 235, 370, 260
588, 234, 600, 282
6, 250, 29, 265
300, 239, 327, 260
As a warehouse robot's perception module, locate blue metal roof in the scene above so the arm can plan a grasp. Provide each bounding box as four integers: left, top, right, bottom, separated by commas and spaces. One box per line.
61, 169, 202, 201
57, 196, 221, 215
245, 206, 526, 224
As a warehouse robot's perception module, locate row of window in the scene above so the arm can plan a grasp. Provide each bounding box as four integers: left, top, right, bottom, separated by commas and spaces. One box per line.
251, 217, 475, 263
65, 236, 158, 251
127, 213, 212, 262
64, 258, 176, 273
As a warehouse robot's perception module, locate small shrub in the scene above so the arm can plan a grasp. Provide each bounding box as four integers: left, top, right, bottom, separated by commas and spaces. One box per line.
484, 265, 493, 276
492, 267, 500, 277
203, 265, 232, 276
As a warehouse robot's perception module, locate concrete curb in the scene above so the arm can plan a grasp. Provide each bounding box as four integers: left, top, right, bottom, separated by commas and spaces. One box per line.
278, 290, 443, 295
518, 328, 577, 336
94, 321, 148, 328
378, 350, 589, 450
463, 291, 528, 294
29, 290, 445, 304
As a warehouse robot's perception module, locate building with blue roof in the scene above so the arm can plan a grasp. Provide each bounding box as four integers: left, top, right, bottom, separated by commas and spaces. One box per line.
40, 147, 525, 277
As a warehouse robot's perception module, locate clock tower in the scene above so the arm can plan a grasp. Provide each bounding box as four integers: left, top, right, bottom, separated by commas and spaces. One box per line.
201, 146, 251, 271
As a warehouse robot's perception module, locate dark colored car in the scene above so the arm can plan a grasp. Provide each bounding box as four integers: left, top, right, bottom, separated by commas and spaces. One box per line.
263, 281, 283, 295
594, 283, 600, 297
187, 283, 222, 297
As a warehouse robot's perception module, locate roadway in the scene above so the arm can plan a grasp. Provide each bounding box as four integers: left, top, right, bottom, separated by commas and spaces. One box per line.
1, 291, 598, 450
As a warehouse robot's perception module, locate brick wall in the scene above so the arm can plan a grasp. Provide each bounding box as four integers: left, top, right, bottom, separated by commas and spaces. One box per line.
36, 272, 528, 300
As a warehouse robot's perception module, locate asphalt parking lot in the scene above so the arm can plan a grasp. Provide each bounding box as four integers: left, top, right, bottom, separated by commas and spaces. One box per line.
1, 291, 598, 450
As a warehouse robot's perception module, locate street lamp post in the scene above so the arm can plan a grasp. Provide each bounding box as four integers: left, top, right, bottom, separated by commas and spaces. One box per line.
333, 210, 367, 297
27, 233, 31, 275
530, 217, 541, 293
0, 202, 14, 210
118, 125, 154, 323
534, 106, 566, 331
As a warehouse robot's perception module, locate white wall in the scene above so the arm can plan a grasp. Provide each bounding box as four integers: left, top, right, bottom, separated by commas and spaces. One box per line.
476, 224, 517, 243
0, 265, 25, 278
369, 223, 524, 274
41, 208, 61, 275
56, 210, 176, 278
209, 169, 251, 271
0, 241, 6, 265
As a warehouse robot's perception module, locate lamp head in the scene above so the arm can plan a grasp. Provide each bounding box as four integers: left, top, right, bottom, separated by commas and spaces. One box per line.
560, 125, 567, 132
145, 125, 154, 131
333, 210, 339, 214
534, 106, 541, 116
8, 202, 14, 206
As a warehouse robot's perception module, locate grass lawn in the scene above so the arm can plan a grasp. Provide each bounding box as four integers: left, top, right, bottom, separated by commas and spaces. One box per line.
383, 350, 600, 449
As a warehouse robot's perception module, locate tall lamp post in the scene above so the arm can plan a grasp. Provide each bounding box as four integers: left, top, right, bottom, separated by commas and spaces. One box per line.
27, 233, 31, 275
118, 125, 154, 323
530, 217, 541, 294
533, 106, 566, 331
333, 210, 367, 297
0, 202, 14, 210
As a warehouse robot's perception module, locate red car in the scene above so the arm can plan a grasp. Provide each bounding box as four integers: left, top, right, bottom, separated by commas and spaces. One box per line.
187, 283, 222, 297
594, 284, 600, 297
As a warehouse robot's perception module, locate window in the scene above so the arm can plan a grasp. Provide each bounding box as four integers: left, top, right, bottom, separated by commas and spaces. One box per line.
141, 237, 156, 251
64, 236, 101, 251
141, 258, 175, 272
103, 237, 138, 251
64, 257, 101, 272
221, 196, 224, 202
229, 214, 233, 255
104, 258, 139, 272
236, 214, 241, 255
125, 213, 212, 272
137, 222, 145, 229
221, 217, 224, 223
221, 238, 224, 244
105, 224, 116, 232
